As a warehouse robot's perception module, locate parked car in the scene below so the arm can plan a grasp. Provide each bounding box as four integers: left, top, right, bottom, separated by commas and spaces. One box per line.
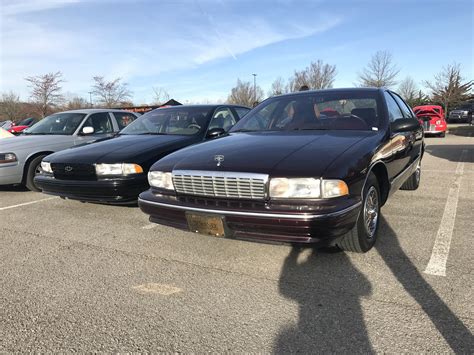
35, 105, 250, 204
413, 105, 447, 137
8, 117, 38, 135
0, 120, 13, 131
448, 103, 473, 123
0, 109, 139, 191
0, 127, 14, 139
138, 88, 424, 253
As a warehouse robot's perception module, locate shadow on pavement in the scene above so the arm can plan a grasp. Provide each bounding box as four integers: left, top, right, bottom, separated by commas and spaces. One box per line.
376, 216, 473, 353
275, 246, 373, 353
0, 184, 28, 192
425, 145, 473, 163
447, 124, 474, 137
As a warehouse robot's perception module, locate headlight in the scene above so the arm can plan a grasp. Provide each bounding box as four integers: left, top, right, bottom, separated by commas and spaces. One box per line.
0, 153, 17, 164
269, 178, 348, 199
41, 161, 53, 174
321, 179, 349, 198
436, 120, 441, 125
148, 171, 174, 190
95, 163, 143, 176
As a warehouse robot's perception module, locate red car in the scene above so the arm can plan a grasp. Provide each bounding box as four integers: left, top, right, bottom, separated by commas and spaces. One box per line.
413, 105, 447, 137
8, 117, 38, 135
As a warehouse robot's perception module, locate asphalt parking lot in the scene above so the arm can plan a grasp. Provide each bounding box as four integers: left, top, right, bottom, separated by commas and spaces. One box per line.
1, 125, 473, 352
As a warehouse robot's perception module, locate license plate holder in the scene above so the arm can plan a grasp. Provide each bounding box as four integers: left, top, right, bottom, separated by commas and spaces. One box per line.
186, 212, 227, 237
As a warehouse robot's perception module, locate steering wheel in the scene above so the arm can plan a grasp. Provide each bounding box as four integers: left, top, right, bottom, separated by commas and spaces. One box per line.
187, 124, 201, 130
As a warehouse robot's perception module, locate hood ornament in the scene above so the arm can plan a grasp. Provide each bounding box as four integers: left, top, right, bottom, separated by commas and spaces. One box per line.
214, 155, 224, 167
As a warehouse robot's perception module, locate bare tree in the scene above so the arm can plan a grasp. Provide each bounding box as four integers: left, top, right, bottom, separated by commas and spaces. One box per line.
268, 77, 287, 96
91, 76, 132, 107
64, 96, 90, 110
152, 87, 170, 105
287, 69, 309, 92
227, 79, 264, 107
287, 60, 337, 92
398, 77, 418, 106
357, 50, 400, 88
25, 71, 64, 117
0, 92, 23, 122
423, 63, 473, 115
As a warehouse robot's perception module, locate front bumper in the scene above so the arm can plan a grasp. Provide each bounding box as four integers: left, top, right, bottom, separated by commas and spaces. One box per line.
138, 190, 361, 244
0, 163, 23, 185
35, 175, 148, 204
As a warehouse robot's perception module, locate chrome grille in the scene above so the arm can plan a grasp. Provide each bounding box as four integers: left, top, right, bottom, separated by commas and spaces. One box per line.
172, 170, 268, 200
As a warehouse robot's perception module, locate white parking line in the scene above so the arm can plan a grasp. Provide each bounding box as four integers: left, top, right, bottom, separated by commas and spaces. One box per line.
142, 223, 157, 230
0, 197, 58, 211
424, 149, 467, 276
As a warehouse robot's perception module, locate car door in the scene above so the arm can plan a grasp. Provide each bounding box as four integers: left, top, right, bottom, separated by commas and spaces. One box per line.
74, 112, 116, 145
383, 91, 414, 180
390, 92, 423, 165
206, 107, 239, 138
112, 112, 139, 130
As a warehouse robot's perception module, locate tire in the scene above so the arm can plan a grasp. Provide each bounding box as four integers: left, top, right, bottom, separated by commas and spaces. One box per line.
400, 160, 421, 191
25, 155, 47, 192
336, 172, 380, 253
439, 131, 446, 138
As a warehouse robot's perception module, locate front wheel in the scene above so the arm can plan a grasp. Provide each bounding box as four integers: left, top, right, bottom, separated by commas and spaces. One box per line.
25, 155, 47, 192
400, 160, 421, 191
336, 173, 380, 253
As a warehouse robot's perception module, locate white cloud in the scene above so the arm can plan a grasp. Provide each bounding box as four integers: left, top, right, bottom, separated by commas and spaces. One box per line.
0, 1, 343, 102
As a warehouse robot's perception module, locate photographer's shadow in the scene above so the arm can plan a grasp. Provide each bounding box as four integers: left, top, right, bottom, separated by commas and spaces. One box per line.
275, 246, 373, 353
376, 216, 473, 353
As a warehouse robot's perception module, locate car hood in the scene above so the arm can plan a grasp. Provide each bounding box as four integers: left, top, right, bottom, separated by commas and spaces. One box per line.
0, 135, 73, 151
158, 131, 373, 177
46, 134, 198, 164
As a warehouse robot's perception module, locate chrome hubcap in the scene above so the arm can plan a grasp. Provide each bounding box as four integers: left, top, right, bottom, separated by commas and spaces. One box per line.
415, 162, 421, 184
364, 186, 379, 239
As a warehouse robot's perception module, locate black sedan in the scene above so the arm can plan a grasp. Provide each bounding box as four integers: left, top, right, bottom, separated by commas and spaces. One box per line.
138, 88, 424, 252
35, 105, 250, 204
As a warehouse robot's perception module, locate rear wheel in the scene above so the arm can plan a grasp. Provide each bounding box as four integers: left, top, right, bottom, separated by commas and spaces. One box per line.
400, 160, 421, 191
336, 173, 380, 253
25, 155, 47, 192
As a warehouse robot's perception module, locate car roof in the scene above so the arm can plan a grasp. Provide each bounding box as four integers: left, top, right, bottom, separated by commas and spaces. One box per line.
272, 87, 383, 98
156, 104, 250, 109
55, 108, 136, 114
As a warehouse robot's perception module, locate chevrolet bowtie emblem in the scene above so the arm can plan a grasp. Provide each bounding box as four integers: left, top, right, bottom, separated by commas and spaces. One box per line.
64, 166, 73, 172
214, 155, 224, 167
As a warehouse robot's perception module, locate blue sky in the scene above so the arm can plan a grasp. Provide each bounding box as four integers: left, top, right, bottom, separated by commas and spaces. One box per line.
1, 0, 473, 105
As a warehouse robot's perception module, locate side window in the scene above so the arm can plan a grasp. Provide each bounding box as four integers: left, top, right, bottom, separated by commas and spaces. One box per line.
83, 112, 114, 134
234, 107, 251, 119
113, 112, 137, 129
384, 92, 404, 122
391, 93, 414, 118
209, 108, 237, 131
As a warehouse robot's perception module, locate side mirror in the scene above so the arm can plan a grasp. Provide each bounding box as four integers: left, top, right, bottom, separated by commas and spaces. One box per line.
390, 118, 421, 133
81, 126, 94, 135
206, 127, 226, 139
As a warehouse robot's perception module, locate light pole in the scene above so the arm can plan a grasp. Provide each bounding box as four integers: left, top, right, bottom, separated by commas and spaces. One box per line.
88, 91, 93, 107
252, 73, 257, 105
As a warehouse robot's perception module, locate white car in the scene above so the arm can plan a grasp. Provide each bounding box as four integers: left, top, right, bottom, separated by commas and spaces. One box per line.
0, 109, 139, 191
0, 127, 14, 139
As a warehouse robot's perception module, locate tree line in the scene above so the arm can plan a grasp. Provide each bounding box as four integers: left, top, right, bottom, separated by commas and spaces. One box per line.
227, 50, 473, 113
1, 50, 472, 122
0, 74, 171, 122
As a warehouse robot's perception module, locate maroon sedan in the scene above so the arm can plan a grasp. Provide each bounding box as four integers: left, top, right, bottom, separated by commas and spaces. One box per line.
139, 88, 424, 253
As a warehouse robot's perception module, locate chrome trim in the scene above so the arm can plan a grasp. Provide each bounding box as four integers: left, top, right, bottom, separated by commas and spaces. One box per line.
390, 155, 421, 187
172, 170, 269, 181
138, 197, 361, 220
172, 170, 269, 200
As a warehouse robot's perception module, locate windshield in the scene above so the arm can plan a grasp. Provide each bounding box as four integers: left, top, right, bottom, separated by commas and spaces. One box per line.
120, 106, 213, 135
230, 91, 382, 132
24, 113, 86, 135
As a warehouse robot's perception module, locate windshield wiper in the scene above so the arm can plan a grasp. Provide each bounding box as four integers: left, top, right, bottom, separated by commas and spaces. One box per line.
137, 132, 168, 135
231, 129, 257, 133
